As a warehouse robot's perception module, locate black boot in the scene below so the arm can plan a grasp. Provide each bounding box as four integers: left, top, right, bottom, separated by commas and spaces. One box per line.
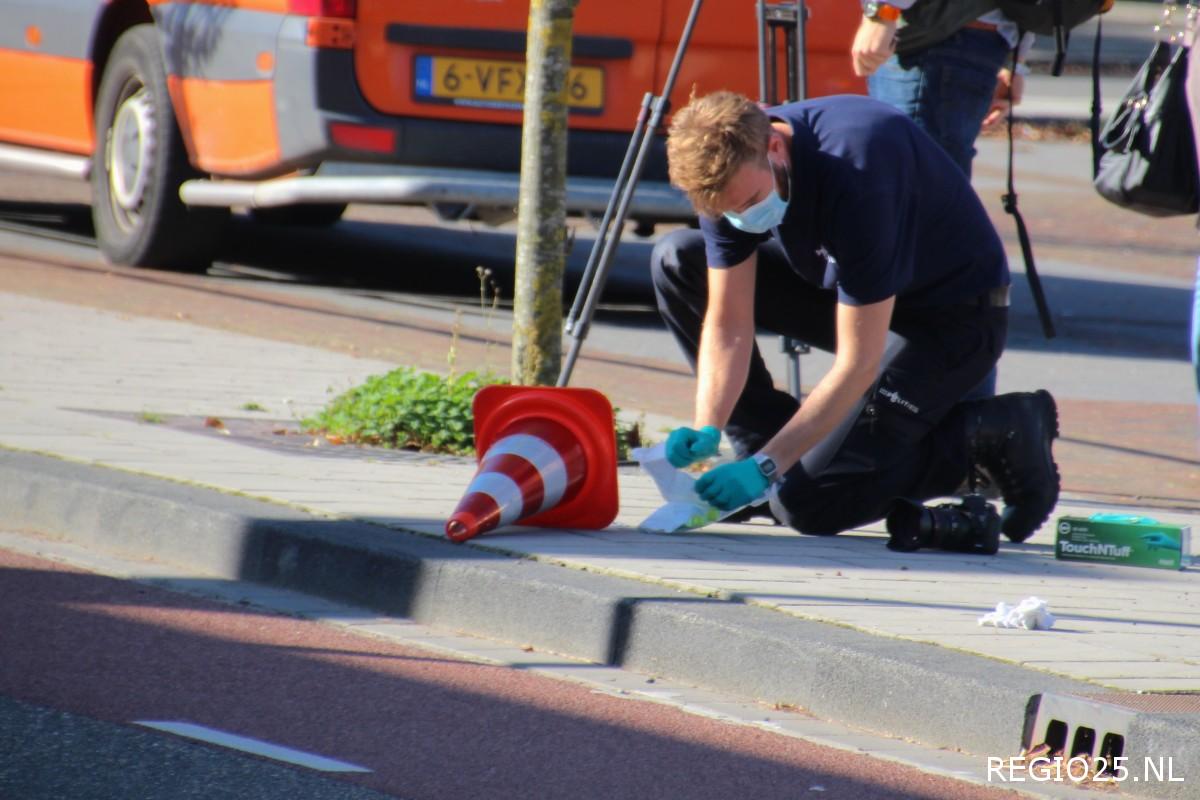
886, 495, 1000, 555
961, 390, 1060, 543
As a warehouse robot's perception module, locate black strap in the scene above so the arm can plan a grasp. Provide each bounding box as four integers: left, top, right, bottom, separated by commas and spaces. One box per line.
1090, 15, 1103, 177
1003, 41, 1057, 339
1051, 0, 1068, 76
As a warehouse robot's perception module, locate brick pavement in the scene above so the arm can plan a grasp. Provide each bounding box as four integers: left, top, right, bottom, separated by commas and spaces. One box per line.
3, 291, 1199, 692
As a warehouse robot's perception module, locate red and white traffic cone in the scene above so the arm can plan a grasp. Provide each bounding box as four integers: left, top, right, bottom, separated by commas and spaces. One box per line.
445, 385, 619, 543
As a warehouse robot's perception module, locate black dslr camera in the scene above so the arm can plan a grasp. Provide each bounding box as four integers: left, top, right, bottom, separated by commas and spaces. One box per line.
886, 494, 1000, 555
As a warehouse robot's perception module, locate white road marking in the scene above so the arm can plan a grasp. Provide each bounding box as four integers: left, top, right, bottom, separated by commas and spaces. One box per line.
133, 721, 371, 773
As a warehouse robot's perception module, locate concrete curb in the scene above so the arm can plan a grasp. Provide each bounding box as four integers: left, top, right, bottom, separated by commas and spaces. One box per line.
2, 450, 1196, 796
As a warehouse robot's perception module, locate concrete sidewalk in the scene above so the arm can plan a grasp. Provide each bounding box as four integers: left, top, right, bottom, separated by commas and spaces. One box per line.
2, 291, 1199, 796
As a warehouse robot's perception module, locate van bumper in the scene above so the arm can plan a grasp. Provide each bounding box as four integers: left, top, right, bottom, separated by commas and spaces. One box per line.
179, 164, 694, 222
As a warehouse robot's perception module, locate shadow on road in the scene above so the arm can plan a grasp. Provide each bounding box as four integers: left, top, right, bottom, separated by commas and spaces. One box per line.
0, 556, 997, 800
0, 199, 1191, 361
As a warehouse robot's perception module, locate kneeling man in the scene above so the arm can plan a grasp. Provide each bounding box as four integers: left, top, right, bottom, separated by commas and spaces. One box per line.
653, 91, 1059, 551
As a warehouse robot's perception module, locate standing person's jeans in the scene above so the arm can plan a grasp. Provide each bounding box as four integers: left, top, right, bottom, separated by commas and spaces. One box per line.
1193, 257, 1200, 398
868, 28, 1013, 179
870, 27, 1011, 398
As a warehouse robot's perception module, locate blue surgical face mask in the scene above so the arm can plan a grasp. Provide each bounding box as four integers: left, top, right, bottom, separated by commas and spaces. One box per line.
723, 159, 790, 234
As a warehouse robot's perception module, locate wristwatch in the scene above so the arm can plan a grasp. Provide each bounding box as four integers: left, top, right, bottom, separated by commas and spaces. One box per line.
751, 452, 780, 483
862, 1, 901, 22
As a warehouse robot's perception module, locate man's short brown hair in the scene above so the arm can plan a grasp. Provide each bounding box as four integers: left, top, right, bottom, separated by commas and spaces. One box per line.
667, 91, 772, 217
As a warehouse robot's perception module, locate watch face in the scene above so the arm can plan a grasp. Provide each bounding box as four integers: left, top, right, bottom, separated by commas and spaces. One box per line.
863, 1, 881, 17
754, 454, 778, 480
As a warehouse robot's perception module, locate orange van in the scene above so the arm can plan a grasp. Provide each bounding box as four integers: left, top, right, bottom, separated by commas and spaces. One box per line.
0, 1, 861, 270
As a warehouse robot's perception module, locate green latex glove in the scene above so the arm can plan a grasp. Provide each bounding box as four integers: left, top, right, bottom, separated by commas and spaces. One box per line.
695, 459, 768, 511
665, 425, 721, 468
1140, 532, 1177, 549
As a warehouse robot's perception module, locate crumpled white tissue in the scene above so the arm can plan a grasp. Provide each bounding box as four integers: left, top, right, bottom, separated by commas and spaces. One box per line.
978, 596, 1056, 630
632, 442, 759, 532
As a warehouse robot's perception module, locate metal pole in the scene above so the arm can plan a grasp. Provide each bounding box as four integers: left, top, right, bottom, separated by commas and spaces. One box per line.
794, 0, 807, 100
768, 25, 778, 104
756, 0, 767, 103
783, 337, 799, 398
558, 0, 706, 386
657, 0, 705, 107
781, 0, 809, 398
559, 91, 668, 385
785, 23, 796, 101
563, 91, 654, 338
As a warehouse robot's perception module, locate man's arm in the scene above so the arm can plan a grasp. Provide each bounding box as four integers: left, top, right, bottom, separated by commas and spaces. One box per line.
693, 253, 758, 430
850, 1, 907, 77
757, 295, 895, 471
850, 17, 897, 77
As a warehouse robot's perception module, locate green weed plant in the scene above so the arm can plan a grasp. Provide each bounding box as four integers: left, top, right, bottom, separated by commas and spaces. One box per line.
303, 368, 644, 460
303, 368, 506, 455
303, 268, 643, 459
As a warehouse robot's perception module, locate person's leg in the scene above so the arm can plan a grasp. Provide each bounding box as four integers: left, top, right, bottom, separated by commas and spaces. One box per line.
650, 228, 836, 456
871, 28, 1010, 400
949, 387, 1060, 542
1193, 255, 1200, 398
767, 304, 1008, 535
870, 29, 1010, 179
866, 46, 927, 125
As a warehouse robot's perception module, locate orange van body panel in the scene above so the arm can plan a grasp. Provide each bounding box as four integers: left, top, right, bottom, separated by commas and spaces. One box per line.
0, 1, 862, 180
167, 76, 282, 174
0, 50, 93, 155
354, 1, 663, 130
355, 1, 862, 131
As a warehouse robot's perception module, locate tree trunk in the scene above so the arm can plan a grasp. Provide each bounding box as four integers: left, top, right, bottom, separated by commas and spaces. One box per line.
511, 0, 579, 386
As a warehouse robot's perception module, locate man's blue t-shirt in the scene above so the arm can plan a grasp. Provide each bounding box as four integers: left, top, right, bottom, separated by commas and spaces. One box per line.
697, 95, 1008, 308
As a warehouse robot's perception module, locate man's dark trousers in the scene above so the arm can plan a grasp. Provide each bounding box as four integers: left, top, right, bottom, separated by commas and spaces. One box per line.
651, 229, 1009, 535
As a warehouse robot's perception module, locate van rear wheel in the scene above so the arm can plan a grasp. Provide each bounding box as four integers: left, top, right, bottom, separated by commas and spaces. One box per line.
92, 24, 227, 271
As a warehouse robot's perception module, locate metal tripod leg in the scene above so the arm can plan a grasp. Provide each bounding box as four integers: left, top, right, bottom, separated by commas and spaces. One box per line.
758, 0, 807, 103
758, 0, 810, 401
558, 0, 706, 387
781, 335, 811, 399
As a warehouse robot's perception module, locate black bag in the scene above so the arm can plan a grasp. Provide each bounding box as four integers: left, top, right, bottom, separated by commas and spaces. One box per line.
996, 0, 1110, 37
1093, 41, 1199, 217
897, 0, 1108, 71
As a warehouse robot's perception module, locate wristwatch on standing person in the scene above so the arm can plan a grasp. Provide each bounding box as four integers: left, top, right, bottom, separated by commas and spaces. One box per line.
862, 1, 901, 22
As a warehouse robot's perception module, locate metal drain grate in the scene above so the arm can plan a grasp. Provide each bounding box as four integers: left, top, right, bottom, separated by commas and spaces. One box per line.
1025, 693, 1140, 762
1024, 691, 1200, 791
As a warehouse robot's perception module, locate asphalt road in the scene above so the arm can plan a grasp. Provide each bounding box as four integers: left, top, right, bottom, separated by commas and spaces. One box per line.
0, 696, 396, 800
0, 547, 1027, 800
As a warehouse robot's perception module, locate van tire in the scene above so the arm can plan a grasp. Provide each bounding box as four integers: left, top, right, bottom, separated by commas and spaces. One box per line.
91, 24, 228, 271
